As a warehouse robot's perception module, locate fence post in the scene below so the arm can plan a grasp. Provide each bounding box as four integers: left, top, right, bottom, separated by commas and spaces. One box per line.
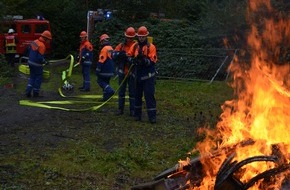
209, 56, 228, 84
225, 49, 239, 81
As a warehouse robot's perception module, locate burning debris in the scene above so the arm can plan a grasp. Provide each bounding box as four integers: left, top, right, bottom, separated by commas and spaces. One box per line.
132, 0, 289, 189
215, 154, 290, 190
131, 144, 290, 190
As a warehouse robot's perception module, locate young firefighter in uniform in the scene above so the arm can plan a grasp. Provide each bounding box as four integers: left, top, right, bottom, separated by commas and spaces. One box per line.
78, 31, 93, 92
113, 27, 136, 116
127, 26, 158, 123
4, 29, 18, 67
96, 34, 115, 101
25, 30, 52, 97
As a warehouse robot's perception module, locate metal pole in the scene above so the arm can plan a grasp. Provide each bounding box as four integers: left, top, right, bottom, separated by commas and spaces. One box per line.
225, 49, 239, 81
86, 11, 91, 41
209, 56, 229, 84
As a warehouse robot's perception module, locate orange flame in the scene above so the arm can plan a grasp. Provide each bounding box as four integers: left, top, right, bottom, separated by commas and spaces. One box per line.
191, 0, 290, 189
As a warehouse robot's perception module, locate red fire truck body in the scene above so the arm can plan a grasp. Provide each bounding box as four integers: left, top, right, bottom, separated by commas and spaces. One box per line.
0, 18, 52, 56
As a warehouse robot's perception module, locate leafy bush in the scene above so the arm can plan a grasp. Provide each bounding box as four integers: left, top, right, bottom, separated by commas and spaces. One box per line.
0, 54, 16, 79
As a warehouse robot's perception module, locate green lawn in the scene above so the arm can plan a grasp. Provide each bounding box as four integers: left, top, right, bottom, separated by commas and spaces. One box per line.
1, 61, 233, 189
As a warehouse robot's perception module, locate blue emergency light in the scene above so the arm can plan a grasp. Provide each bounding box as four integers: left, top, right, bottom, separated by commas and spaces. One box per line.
105, 11, 112, 19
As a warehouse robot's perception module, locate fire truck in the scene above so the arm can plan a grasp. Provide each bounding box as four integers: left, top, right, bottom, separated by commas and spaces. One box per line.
86, 10, 153, 43
86, 9, 113, 40
0, 16, 52, 57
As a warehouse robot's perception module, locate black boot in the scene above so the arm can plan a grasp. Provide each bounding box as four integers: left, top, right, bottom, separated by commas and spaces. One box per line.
33, 93, 43, 98
103, 91, 115, 101
149, 118, 156, 124
129, 110, 135, 117
135, 116, 141, 121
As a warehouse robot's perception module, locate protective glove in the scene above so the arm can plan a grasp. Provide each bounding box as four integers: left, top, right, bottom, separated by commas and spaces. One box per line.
118, 51, 127, 61
127, 57, 136, 66
111, 51, 120, 61
111, 51, 120, 62
135, 54, 144, 66
112, 51, 128, 62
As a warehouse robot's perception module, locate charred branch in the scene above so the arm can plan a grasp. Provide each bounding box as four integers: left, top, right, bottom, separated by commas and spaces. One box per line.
214, 155, 278, 189
244, 163, 290, 189
131, 142, 289, 190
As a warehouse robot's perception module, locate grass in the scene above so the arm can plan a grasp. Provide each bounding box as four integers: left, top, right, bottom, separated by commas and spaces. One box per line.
1, 61, 233, 189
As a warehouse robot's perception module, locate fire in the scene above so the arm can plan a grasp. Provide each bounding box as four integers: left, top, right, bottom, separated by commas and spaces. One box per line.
192, 0, 290, 189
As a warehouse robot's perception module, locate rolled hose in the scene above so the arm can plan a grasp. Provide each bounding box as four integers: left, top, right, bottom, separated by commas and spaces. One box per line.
19, 55, 135, 112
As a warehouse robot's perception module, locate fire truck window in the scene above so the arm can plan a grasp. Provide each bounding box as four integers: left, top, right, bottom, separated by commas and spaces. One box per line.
35, 24, 48, 33
0, 23, 16, 33
22, 25, 31, 34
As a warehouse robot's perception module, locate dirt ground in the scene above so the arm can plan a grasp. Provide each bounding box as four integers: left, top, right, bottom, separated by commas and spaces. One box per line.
0, 73, 115, 183
0, 81, 86, 156
0, 75, 180, 189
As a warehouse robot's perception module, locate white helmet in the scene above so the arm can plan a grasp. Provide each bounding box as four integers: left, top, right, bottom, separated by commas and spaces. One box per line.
8, 29, 15, 34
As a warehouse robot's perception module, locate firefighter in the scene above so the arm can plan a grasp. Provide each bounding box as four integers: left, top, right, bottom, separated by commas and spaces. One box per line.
4, 28, 18, 67
78, 31, 93, 92
96, 34, 115, 101
127, 26, 158, 123
113, 27, 136, 116
25, 30, 52, 98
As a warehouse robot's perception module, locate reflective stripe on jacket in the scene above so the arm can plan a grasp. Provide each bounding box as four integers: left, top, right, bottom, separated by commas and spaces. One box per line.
28, 37, 46, 66
96, 45, 114, 77
115, 40, 135, 75
5, 35, 17, 53
128, 41, 157, 81
79, 40, 93, 65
